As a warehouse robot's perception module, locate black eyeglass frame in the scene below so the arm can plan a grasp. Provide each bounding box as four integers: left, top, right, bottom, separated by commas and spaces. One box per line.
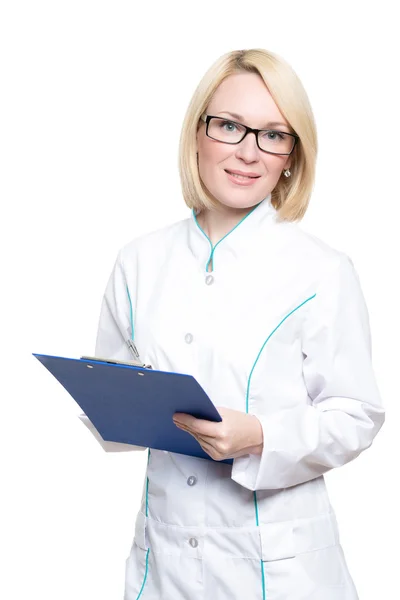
200, 113, 299, 156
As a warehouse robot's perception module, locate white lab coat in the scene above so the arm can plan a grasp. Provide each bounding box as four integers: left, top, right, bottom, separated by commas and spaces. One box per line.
80, 194, 384, 599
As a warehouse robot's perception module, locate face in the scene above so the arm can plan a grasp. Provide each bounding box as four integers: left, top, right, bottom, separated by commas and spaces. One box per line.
196, 72, 293, 212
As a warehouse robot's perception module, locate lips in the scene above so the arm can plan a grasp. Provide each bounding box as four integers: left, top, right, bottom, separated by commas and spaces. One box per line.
224, 169, 261, 179
225, 170, 261, 187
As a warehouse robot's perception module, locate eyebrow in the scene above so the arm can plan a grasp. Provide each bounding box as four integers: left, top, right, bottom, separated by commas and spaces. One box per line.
216, 111, 290, 130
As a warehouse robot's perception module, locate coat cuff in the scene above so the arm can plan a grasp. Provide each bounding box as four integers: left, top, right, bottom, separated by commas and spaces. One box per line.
231, 414, 268, 491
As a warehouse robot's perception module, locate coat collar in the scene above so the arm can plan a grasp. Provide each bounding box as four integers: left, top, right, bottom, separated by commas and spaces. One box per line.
187, 194, 277, 273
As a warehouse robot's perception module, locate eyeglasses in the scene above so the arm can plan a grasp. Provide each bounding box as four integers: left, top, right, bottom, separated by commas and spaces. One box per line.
200, 114, 299, 156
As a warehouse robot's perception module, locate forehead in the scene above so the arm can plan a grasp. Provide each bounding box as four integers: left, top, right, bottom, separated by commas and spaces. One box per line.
207, 72, 287, 127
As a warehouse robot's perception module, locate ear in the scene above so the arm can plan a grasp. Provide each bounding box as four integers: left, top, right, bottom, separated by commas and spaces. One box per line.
284, 158, 291, 170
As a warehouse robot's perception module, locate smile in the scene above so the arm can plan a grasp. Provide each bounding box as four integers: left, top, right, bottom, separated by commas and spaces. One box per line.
224, 170, 261, 186
225, 170, 260, 180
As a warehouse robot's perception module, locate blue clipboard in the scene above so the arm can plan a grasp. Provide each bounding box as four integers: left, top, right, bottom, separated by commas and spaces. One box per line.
33, 353, 233, 465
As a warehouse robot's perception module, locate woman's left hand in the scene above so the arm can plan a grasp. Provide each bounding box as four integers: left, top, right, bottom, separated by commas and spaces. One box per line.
172, 407, 264, 461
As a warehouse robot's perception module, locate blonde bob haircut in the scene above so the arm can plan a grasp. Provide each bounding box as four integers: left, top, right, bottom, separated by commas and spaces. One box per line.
178, 48, 318, 222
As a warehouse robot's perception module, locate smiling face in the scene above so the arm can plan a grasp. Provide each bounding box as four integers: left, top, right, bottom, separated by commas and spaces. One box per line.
196, 72, 293, 211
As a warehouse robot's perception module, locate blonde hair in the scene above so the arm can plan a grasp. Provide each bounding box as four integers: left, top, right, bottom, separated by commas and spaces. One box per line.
178, 49, 318, 222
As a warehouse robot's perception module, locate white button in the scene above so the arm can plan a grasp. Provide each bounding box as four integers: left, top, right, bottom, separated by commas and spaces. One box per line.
189, 537, 198, 548
205, 275, 214, 285
187, 475, 197, 486
185, 333, 193, 344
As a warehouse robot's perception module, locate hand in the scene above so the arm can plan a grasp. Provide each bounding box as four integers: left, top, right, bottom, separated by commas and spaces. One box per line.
172, 407, 264, 461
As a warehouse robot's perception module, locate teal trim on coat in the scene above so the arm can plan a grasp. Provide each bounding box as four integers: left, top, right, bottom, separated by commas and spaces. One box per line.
247, 293, 317, 600
192, 203, 259, 272
246, 293, 317, 413
136, 549, 150, 599
127, 284, 151, 598
192, 210, 214, 271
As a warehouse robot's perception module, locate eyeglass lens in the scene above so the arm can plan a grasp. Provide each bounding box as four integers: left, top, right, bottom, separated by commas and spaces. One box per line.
208, 118, 294, 154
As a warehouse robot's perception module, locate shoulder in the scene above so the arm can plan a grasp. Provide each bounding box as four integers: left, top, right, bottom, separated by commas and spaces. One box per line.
117, 217, 190, 265
280, 224, 366, 326
277, 220, 352, 280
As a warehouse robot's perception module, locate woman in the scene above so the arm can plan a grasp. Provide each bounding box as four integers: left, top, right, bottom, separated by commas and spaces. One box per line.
81, 49, 385, 599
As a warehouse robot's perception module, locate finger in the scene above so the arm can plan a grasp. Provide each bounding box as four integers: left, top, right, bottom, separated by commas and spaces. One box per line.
195, 437, 226, 461
175, 426, 218, 456
175, 420, 250, 461
174, 423, 216, 446
174, 422, 191, 433
172, 413, 219, 437
174, 421, 227, 453
172, 413, 199, 428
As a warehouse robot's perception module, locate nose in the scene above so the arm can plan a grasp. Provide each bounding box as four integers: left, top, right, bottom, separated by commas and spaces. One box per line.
234, 131, 260, 162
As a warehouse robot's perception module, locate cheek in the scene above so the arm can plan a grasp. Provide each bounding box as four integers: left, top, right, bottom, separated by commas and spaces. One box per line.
198, 140, 229, 173
261, 156, 284, 175
197, 127, 231, 169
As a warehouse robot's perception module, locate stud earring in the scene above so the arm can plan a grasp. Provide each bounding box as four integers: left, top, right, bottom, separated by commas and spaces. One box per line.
283, 169, 291, 178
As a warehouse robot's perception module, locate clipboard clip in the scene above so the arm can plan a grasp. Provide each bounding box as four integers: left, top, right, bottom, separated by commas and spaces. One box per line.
80, 355, 153, 369
81, 336, 153, 369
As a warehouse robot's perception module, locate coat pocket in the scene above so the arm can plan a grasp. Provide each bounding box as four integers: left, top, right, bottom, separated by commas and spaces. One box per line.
259, 511, 339, 561
124, 542, 150, 600
124, 511, 151, 599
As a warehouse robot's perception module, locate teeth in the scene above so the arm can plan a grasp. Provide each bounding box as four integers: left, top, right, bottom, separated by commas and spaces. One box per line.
229, 172, 253, 180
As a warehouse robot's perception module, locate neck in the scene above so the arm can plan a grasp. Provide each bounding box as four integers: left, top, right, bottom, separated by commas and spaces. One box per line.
196, 203, 259, 246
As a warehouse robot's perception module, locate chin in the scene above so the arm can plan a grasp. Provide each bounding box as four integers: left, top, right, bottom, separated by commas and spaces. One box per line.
212, 190, 265, 211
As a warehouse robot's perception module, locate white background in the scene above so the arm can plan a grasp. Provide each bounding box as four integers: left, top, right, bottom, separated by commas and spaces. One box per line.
1, 1, 398, 598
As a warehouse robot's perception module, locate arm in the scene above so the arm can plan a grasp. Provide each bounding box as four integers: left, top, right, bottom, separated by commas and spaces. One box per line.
231, 254, 385, 490
79, 249, 147, 453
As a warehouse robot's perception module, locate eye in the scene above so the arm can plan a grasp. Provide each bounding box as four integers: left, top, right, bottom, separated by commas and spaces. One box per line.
262, 130, 286, 141
219, 120, 238, 132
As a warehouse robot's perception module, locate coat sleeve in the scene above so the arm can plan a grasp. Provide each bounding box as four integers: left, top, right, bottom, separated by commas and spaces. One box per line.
78, 248, 147, 453
231, 253, 385, 490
